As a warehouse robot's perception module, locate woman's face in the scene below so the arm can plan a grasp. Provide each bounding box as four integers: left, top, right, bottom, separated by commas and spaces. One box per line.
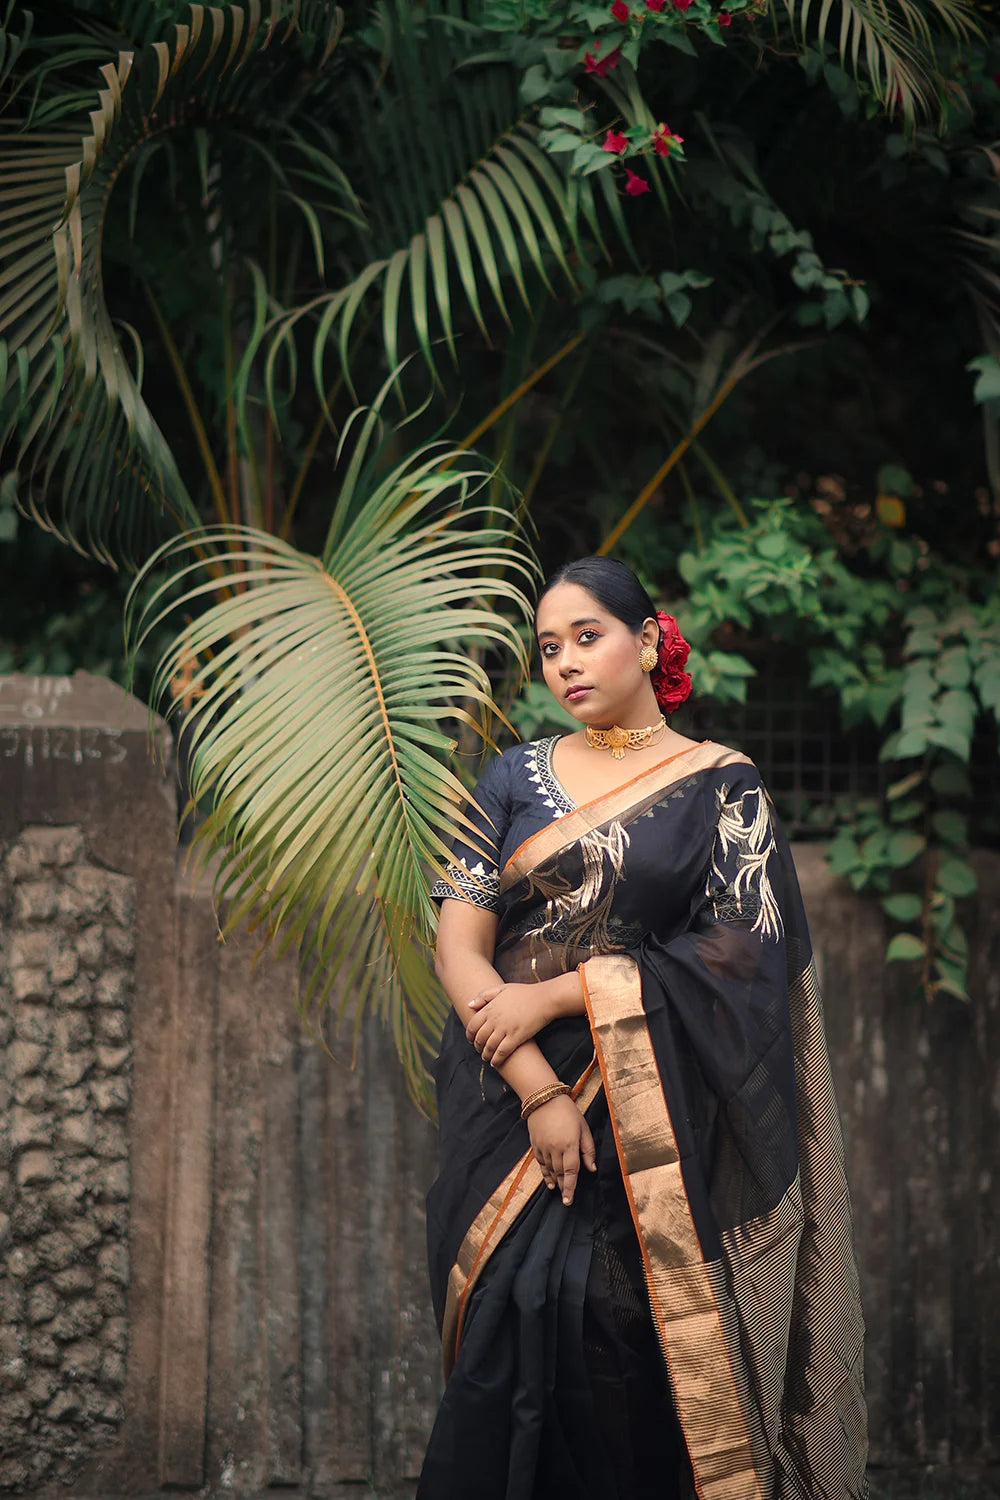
535, 581, 656, 726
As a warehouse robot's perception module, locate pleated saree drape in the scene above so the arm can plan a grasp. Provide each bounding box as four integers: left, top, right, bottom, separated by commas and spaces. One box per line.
421, 743, 868, 1500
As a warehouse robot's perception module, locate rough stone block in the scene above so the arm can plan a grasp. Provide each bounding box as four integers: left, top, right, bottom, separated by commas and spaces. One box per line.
67, 1219, 102, 1254
52, 1266, 94, 1295
10, 967, 49, 1003
53, 1012, 92, 1051
28, 1333, 60, 1368
59, 1111, 96, 1154
9, 931, 52, 969
103, 1316, 127, 1354
92, 1204, 127, 1235
94, 1009, 128, 1045
94, 969, 129, 1009
95, 1281, 124, 1318
0, 1012, 12, 1048
14, 1004, 52, 1043
103, 923, 134, 959
92, 1079, 129, 1116
95, 1046, 130, 1074
99, 1350, 125, 1390
105, 874, 134, 929
7, 1041, 45, 1077
0, 1353, 27, 1394
26, 1371, 57, 1408
61, 1341, 102, 1379
96, 1242, 129, 1287
91, 1396, 124, 1425
55, 980, 93, 1009
21, 826, 85, 868
0, 1212, 9, 1247
5, 841, 43, 882
6, 1248, 38, 1285
46, 1388, 82, 1422
47, 1300, 100, 1342
46, 1049, 93, 1088
13, 881, 59, 922
0, 1283, 25, 1321
10, 1108, 52, 1150
26, 1284, 58, 1326
36, 1231, 76, 1272
16, 1149, 55, 1187
9, 1201, 47, 1240
49, 948, 80, 986
57, 1085, 89, 1114
75, 925, 104, 971
13, 1076, 48, 1111
65, 867, 109, 917
93, 1122, 127, 1161
14, 1004, 51, 1043
46, 1180, 87, 1221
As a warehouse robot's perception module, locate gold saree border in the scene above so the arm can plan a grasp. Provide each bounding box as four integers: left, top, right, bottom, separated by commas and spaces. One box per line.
499, 741, 749, 893
440, 1060, 603, 1380
581, 952, 766, 1500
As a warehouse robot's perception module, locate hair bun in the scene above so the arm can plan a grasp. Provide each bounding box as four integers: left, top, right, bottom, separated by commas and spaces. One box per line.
652, 611, 693, 712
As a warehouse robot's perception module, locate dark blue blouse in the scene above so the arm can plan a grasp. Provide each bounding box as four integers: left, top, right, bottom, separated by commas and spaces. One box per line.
430, 738, 576, 912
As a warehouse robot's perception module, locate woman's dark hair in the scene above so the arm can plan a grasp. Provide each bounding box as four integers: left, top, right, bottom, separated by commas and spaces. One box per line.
535, 557, 657, 634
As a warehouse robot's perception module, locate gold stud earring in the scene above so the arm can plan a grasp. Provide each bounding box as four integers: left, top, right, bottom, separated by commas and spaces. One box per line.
639, 645, 658, 673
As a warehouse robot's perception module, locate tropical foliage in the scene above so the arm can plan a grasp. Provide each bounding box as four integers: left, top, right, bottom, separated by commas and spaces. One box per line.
1, 0, 997, 1098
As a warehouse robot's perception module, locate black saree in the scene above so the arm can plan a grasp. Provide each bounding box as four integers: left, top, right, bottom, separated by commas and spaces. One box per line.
420, 741, 868, 1500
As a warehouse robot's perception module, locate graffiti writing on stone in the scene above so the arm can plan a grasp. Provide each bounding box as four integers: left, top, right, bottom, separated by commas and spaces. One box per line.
0, 728, 127, 768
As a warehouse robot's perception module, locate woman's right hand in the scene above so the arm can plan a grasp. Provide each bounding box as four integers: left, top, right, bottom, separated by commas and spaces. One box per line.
527, 1095, 597, 1207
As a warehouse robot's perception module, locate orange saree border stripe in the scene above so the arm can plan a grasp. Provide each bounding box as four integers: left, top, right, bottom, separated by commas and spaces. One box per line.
580, 954, 765, 1500
441, 1060, 602, 1380
499, 741, 749, 893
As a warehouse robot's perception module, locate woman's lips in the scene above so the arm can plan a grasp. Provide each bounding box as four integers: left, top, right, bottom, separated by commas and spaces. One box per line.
565, 686, 592, 701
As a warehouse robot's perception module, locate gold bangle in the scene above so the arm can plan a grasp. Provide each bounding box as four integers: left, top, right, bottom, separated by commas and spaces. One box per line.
519, 1083, 571, 1121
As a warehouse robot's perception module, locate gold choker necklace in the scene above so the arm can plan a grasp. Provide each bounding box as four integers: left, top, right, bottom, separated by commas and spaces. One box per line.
585, 715, 666, 760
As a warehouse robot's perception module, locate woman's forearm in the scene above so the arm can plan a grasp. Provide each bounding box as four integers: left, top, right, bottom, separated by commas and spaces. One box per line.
436, 948, 560, 1101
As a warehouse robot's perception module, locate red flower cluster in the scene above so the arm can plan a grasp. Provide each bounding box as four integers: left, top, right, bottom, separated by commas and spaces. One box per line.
624, 168, 649, 196
718, 9, 732, 23
646, 0, 666, 10
672, 0, 693, 9
585, 42, 622, 75
611, 0, 629, 18
651, 611, 693, 712
652, 122, 684, 157
601, 129, 629, 154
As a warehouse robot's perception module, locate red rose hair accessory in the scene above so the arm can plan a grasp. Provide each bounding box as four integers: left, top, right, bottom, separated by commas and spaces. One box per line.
651, 610, 692, 712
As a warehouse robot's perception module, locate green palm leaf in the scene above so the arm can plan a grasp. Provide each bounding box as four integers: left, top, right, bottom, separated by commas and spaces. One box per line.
0, 0, 347, 561
125, 406, 538, 1111
777, 0, 980, 121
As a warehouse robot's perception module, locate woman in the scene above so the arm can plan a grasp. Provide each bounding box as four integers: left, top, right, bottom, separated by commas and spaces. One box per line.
418, 557, 868, 1500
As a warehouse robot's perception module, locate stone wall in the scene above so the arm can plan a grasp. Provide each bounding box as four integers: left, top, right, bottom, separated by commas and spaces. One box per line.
0, 826, 134, 1489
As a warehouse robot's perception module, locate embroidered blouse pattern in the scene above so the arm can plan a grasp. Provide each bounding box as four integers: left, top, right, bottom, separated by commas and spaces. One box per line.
430, 741, 573, 912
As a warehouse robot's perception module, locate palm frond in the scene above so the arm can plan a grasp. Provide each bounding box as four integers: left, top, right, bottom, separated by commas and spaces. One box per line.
778, 0, 980, 122
0, 0, 346, 562
125, 413, 539, 1110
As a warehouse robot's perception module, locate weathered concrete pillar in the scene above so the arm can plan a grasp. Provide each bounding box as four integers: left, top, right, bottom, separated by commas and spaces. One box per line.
0, 672, 176, 1494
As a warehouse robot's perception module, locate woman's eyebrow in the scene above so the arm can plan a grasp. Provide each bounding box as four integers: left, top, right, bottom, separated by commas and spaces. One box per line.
537, 618, 601, 639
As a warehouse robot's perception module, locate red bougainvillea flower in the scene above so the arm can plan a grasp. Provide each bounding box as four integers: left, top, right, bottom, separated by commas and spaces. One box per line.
624, 169, 650, 196
646, 0, 666, 9
611, 0, 630, 19
652, 123, 684, 157
672, 0, 694, 10
651, 612, 693, 712
601, 129, 629, 155
584, 43, 622, 76
717, 9, 732, 24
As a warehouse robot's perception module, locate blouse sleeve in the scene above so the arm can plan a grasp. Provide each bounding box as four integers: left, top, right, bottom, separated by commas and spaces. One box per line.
429, 753, 512, 914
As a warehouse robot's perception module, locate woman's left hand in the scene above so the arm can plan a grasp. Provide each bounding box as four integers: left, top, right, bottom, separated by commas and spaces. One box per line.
466, 983, 551, 1068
